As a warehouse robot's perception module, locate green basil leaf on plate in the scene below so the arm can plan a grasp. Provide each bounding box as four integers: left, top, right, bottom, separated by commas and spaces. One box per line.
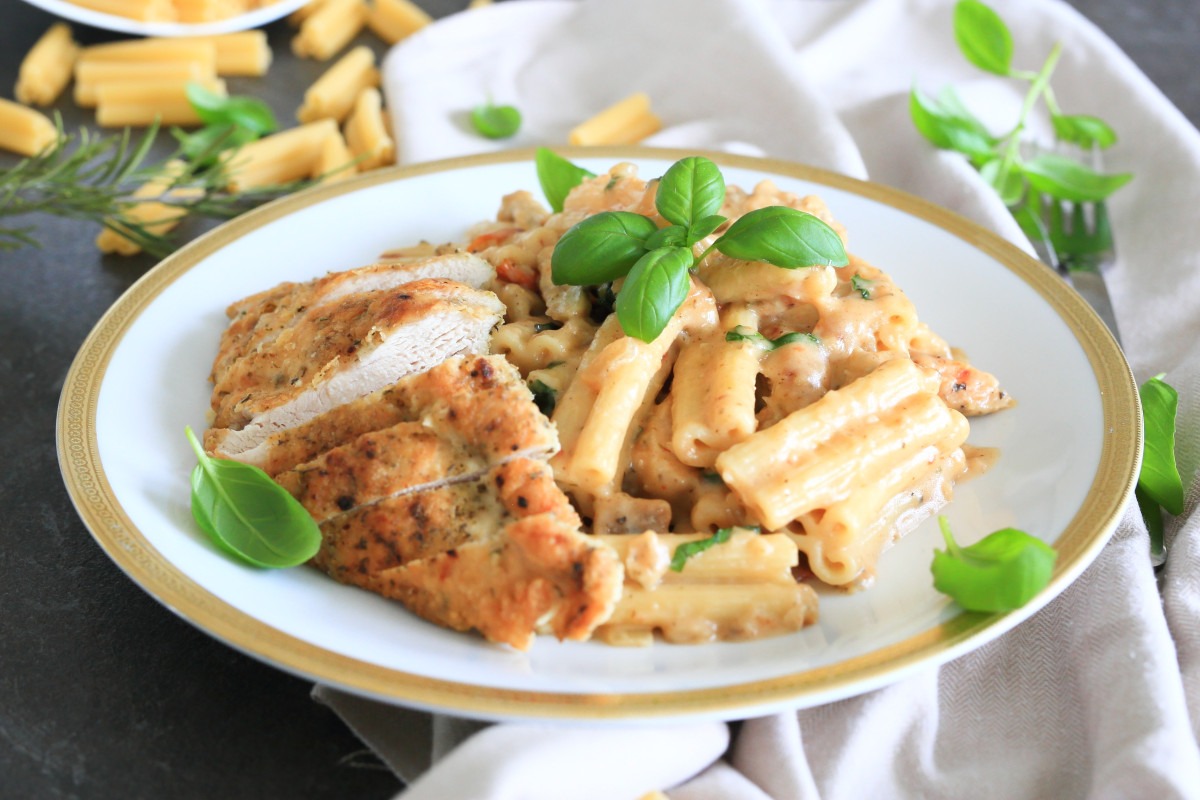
716, 206, 848, 268
536, 147, 596, 213
551, 211, 659, 285
931, 517, 1057, 613
655, 156, 726, 230
615, 246, 693, 342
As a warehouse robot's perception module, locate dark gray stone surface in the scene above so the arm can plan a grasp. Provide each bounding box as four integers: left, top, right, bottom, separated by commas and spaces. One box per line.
0, 1, 1195, 797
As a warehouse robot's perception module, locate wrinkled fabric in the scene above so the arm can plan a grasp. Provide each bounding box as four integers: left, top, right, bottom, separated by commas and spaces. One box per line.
316, 0, 1200, 796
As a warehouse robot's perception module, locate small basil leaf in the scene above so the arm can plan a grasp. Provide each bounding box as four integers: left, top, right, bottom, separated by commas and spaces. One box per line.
715, 206, 848, 268
646, 224, 688, 250
670, 526, 749, 572
173, 123, 256, 165
1138, 375, 1184, 516
528, 379, 557, 417
536, 147, 596, 213
725, 325, 818, 350
909, 86, 996, 162
687, 214, 727, 246
1022, 153, 1132, 202
185, 427, 321, 568
185, 82, 276, 134
953, 0, 1014, 76
1136, 485, 1166, 563
551, 211, 658, 285
850, 274, 875, 300
615, 246, 693, 342
656, 156, 726, 229
471, 102, 522, 139
931, 517, 1057, 612
978, 158, 1025, 207
1052, 113, 1117, 150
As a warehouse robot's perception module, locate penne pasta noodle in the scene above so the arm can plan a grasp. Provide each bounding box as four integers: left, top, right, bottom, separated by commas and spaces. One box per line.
297, 45, 379, 123
365, 0, 432, 45
222, 118, 338, 191
96, 160, 203, 256
343, 87, 395, 171
74, 60, 215, 108
15, 23, 80, 107
79, 39, 216, 69
310, 129, 357, 183
0, 98, 57, 157
568, 92, 662, 146
292, 0, 368, 60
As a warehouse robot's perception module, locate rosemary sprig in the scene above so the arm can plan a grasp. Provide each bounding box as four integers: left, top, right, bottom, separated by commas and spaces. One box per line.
0, 117, 310, 259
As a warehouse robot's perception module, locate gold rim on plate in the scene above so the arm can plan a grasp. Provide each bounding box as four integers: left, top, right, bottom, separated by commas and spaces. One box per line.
56, 146, 1141, 722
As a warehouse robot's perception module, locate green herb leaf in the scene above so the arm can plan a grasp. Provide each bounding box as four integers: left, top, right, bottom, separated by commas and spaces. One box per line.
716, 206, 848, 268
528, 379, 557, 417
615, 246, 693, 342
551, 211, 659, 285
186, 82, 276, 134
646, 224, 689, 250
1022, 153, 1132, 202
909, 86, 996, 162
1136, 485, 1166, 563
185, 426, 321, 568
850, 274, 875, 300
725, 325, 818, 349
687, 213, 727, 246
655, 156, 726, 230
535, 147, 596, 213
470, 102, 522, 139
1138, 375, 1184, 516
1052, 114, 1118, 150
931, 516, 1057, 612
953, 0, 1014, 76
670, 525, 747, 572
978, 157, 1025, 206
172, 123, 257, 166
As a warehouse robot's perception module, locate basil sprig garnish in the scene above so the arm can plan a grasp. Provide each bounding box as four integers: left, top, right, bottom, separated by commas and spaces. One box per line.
911, 1, 1131, 210
1136, 375, 1185, 561
173, 82, 277, 165
535, 147, 596, 213
931, 516, 1057, 612
547, 154, 848, 342
185, 427, 321, 568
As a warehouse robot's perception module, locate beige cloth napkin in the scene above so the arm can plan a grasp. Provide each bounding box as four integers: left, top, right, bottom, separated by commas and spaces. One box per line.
315, 0, 1200, 796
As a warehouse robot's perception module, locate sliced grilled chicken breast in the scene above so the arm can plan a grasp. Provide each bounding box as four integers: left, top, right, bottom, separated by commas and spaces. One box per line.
208, 279, 504, 458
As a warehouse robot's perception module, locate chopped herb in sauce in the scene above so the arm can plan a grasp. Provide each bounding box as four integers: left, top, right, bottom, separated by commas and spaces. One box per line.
725, 325, 819, 349
529, 379, 557, 416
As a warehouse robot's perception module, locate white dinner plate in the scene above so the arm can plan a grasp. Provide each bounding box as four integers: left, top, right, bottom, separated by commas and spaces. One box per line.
58, 147, 1140, 723
21, 0, 310, 37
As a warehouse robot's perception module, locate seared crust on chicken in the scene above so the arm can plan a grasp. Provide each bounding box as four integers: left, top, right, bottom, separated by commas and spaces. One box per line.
367, 511, 623, 650
208, 279, 504, 458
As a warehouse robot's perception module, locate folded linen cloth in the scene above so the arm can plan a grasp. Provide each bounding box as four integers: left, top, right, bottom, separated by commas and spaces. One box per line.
315, 0, 1200, 796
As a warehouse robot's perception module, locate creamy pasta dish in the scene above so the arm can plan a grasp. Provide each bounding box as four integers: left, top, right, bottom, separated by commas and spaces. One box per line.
202, 158, 1012, 650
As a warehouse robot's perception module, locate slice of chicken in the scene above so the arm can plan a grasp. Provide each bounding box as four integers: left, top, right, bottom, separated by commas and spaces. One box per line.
208, 279, 504, 457
367, 511, 623, 651
206, 354, 558, 476
211, 253, 496, 386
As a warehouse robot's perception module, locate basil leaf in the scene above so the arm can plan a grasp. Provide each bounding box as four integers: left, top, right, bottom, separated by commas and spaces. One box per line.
656, 156, 726, 230
715, 206, 848, 268
646, 224, 688, 250
687, 214, 727, 246
850, 274, 875, 300
1052, 113, 1117, 150
551, 211, 658, 285
535, 147, 595, 213
978, 157, 1025, 207
1138, 375, 1184, 516
953, 0, 1014, 76
1137, 486, 1166, 564
471, 102, 522, 139
186, 82, 275, 134
173, 123, 256, 165
528, 379, 557, 417
909, 86, 995, 162
725, 325, 818, 349
670, 526, 746, 572
931, 517, 1057, 612
615, 246, 693, 342
185, 427, 321, 568
1022, 153, 1132, 202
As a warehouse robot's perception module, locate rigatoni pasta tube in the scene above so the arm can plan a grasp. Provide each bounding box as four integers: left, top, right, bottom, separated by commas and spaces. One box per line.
96, 160, 203, 256
292, 0, 368, 60
297, 46, 378, 123
15, 23, 79, 107
715, 358, 968, 531
78, 39, 216, 70
74, 60, 215, 108
310, 129, 356, 184
596, 529, 798, 588
180, 31, 273, 76
223, 119, 338, 191
343, 87, 395, 171
95, 77, 227, 127
366, 0, 432, 45
0, 99, 57, 157
568, 92, 662, 147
